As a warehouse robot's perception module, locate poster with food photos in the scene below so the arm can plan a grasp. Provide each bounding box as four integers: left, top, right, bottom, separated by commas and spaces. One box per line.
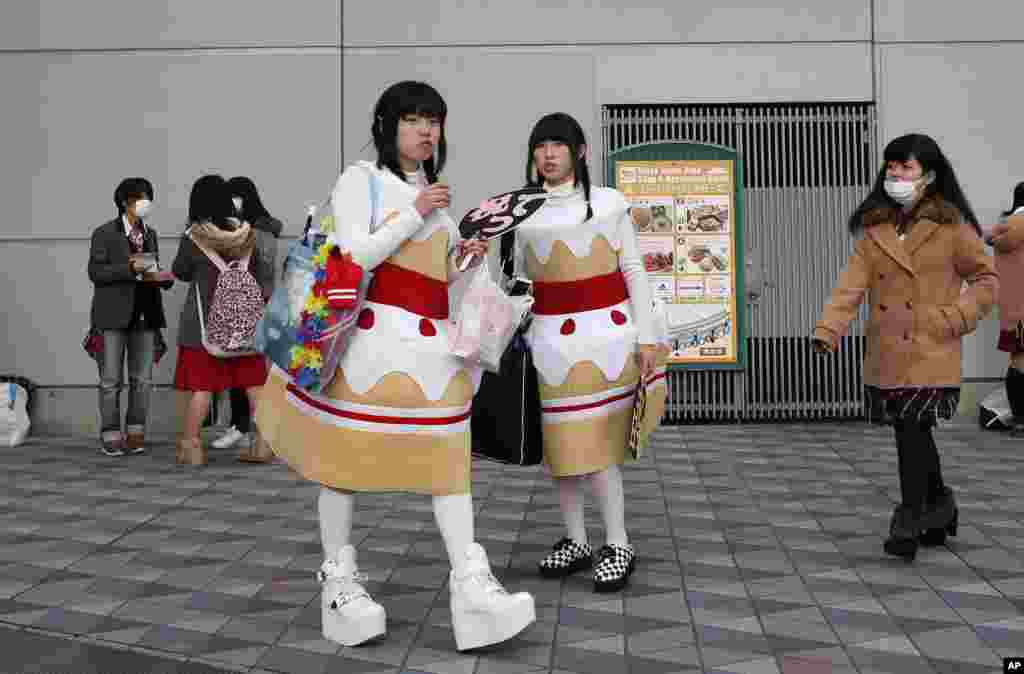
617, 159, 739, 366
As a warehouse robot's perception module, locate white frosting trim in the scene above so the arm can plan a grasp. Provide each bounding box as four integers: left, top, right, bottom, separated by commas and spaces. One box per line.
337, 302, 480, 402
527, 300, 639, 387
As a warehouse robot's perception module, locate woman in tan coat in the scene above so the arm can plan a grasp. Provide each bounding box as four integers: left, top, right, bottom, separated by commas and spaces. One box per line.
987, 182, 1024, 429
813, 133, 997, 560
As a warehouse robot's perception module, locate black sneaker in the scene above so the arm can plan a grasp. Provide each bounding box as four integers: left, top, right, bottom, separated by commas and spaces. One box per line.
593, 543, 635, 593
538, 538, 593, 578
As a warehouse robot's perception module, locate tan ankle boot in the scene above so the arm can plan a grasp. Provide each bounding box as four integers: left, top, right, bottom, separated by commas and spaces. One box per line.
176, 437, 207, 466
238, 431, 274, 464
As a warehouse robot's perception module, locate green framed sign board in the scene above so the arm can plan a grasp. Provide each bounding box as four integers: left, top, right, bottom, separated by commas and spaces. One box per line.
608, 142, 747, 371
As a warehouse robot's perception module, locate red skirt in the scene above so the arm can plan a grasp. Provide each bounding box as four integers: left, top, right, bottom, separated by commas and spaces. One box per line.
173, 346, 268, 392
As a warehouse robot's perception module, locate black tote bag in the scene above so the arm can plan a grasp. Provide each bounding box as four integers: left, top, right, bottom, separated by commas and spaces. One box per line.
470, 231, 544, 466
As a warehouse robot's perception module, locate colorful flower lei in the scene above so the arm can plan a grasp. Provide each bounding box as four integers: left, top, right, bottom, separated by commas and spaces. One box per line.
288, 241, 336, 390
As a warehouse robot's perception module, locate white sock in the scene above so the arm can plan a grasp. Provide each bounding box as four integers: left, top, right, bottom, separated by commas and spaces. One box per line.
319, 487, 355, 560
590, 465, 628, 547
432, 493, 475, 576
557, 476, 588, 545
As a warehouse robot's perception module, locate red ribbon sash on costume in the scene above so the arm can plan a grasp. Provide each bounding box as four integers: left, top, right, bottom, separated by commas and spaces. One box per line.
532, 271, 628, 315
366, 262, 449, 320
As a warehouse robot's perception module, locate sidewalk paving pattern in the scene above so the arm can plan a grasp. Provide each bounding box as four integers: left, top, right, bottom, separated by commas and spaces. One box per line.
0, 422, 1021, 673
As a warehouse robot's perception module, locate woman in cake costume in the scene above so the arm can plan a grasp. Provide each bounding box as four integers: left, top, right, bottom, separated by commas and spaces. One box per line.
814, 133, 997, 560
493, 113, 668, 592
255, 81, 534, 650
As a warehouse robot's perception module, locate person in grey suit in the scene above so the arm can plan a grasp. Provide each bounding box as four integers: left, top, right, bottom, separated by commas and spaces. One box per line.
87, 177, 174, 456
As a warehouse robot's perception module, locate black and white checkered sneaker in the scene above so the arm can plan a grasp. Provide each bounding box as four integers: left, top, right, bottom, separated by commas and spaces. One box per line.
593, 543, 635, 593
538, 538, 593, 578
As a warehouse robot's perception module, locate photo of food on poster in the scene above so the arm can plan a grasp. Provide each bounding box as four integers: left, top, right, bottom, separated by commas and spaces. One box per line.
639, 238, 674, 274
615, 158, 739, 367
676, 235, 729, 276
675, 195, 730, 234
628, 197, 674, 235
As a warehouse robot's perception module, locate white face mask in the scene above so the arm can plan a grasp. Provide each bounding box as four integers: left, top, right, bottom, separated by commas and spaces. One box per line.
883, 173, 933, 206
232, 197, 243, 213
132, 199, 152, 218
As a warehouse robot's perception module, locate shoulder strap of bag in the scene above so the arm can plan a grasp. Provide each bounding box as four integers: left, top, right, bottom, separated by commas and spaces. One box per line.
362, 165, 381, 232
500, 228, 515, 278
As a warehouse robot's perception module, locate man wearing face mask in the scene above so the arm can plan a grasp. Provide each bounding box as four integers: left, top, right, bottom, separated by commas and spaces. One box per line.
87, 177, 174, 457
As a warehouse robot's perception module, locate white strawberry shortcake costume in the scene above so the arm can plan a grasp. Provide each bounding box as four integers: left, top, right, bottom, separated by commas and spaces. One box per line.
500, 182, 668, 476
257, 161, 534, 652
259, 161, 481, 494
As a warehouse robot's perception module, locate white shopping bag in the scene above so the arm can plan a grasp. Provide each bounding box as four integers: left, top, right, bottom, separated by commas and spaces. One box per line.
0, 382, 30, 447
449, 257, 533, 373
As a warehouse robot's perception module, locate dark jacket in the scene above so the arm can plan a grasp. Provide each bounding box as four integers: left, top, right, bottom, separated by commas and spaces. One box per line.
172, 228, 276, 348
88, 217, 173, 330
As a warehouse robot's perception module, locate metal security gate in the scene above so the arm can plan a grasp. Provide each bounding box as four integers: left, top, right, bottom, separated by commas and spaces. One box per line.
602, 103, 877, 422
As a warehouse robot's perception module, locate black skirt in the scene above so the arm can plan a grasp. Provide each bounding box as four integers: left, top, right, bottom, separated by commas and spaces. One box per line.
865, 385, 960, 426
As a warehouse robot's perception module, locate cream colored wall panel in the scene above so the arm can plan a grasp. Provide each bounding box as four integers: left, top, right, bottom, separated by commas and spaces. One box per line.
0, 50, 340, 239
877, 43, 1024, 378
875, 0, 1024, 43
0, 1, 339, 51
342, 0, 870, 46
597, 43, 873, 104
342, 49, 597, 213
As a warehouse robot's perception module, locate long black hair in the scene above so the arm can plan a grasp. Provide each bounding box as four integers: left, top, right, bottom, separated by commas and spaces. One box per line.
187, 174, 234, 229
1003, 181, 1024, 218
371, 81, 447, 184
525, 112, 593, 222
848, 133, 979, 235
227, 176, 271, 222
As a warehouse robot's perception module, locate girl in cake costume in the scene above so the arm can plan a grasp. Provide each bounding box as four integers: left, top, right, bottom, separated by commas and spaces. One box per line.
255, 81, 535, 651
492, 113, 668, 592
814, 133, 997, 560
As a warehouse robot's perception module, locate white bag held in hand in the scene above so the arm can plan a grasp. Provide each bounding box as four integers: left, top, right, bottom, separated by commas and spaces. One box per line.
449, 257, 533, 373
0, 381, 31, 447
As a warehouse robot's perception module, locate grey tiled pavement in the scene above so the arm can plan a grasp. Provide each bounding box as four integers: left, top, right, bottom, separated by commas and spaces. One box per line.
1, 421, 1022, 673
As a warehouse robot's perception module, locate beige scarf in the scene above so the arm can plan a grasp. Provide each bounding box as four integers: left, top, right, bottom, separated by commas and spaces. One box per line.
188, 220, 256, 260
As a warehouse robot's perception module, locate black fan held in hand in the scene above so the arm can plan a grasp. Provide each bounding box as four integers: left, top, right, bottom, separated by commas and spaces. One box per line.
456, 187, 548, 270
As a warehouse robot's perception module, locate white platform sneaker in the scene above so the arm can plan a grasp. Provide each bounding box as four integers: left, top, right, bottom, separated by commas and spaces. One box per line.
450, 543, 535, 652
317, 545, 386, 646
212, 426, 245, 449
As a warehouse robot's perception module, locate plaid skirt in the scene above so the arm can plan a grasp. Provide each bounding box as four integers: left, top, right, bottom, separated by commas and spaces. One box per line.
865, 385, 960, 426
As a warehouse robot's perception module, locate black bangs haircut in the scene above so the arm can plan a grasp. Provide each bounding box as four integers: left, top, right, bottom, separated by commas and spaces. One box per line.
188, 174, 234, 229
372, 81, 447, 183
227, 176, 271, 222
848, 133, 979, 235
1003, 181, 1024, 218
114, 177, 154, 215
525, 112, 593, 222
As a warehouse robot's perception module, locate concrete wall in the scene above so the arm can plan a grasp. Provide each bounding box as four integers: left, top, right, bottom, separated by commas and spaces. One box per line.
1, 0, 1018, 435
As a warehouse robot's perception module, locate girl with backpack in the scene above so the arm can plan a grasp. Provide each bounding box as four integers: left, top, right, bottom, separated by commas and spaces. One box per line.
254, 81, 536, 652
172, 174, 276, 466
210, 176, 285, 453
814, 133, 998, 560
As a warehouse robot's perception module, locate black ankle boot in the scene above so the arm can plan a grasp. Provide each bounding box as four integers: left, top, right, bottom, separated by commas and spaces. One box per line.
884, 505, 920, 560
919, 487, 958, 546
1006, 368, 1024, 432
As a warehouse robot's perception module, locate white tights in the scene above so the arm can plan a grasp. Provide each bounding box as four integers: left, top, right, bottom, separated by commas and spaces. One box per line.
318, 487, 475, 575
555, 464, 628, 548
